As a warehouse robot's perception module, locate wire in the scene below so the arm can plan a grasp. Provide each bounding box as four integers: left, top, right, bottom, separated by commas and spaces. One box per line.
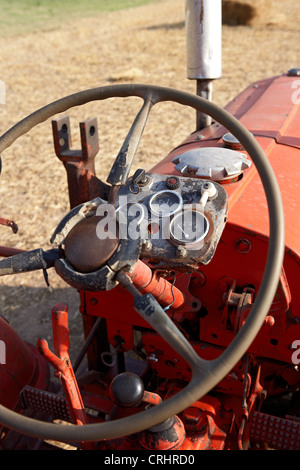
163, 272, 176, 311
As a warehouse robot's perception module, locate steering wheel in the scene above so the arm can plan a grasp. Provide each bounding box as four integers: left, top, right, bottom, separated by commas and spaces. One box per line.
0, 84, 285, 443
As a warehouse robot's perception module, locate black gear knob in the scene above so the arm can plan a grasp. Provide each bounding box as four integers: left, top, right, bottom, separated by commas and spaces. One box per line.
109, 372, 144, 408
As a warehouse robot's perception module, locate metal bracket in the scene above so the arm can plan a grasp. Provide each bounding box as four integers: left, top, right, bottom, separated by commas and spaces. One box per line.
52, 116, 108, 208
52, 115, 99, 163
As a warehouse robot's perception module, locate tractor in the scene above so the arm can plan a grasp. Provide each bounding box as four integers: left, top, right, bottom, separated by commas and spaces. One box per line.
0, 0, 299, 451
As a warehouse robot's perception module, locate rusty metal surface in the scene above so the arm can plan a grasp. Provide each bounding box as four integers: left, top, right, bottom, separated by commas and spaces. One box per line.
52, 115, 109, 208
21, 385, 72, 423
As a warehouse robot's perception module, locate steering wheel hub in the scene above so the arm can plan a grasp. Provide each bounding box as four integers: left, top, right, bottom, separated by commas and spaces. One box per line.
64, 214, 119, 273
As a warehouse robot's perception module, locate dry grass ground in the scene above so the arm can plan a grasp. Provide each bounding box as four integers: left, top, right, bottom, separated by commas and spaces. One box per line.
0, 0, 299, 357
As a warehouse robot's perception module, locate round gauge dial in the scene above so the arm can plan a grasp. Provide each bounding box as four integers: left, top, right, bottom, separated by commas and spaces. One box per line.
169, 209, 209, 245
149, 190, 183, 218
116, 202, 146, 226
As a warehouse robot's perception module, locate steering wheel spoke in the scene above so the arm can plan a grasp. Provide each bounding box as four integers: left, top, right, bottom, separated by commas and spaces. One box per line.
107, 95, 154, 188
117, 270, 209, 374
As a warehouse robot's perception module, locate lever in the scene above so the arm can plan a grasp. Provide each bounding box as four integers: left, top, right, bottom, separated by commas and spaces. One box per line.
109, 371, 162, 408
106, 97, 153, 187
37, 303, 94, 449
132, 168, 147, 185
0, 248, 60, 276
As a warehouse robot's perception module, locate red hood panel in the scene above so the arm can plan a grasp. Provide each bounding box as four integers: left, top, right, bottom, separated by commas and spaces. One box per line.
150, 74, 300, 257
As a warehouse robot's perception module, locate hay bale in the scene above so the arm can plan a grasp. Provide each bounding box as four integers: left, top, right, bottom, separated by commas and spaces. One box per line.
108, 67, 144, 82
222, 0, 287, 27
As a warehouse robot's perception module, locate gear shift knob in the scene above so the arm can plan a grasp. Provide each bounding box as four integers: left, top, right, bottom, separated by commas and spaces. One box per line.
109, 372, 144, 408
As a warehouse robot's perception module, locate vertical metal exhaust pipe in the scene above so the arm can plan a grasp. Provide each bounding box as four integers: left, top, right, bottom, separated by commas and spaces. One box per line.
185, 0, 222, 130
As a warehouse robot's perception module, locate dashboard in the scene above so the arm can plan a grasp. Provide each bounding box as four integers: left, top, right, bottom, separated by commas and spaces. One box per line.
116, 171, 228, 270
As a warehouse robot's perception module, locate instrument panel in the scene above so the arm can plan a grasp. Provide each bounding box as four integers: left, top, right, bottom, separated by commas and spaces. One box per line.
116, 172, 228, 270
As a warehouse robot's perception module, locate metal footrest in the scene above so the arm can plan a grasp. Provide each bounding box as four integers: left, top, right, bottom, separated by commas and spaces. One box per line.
21, 385, 72, 423
250, 411, 300, 450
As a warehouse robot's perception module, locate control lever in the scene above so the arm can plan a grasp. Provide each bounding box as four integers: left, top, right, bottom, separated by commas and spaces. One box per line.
129, 168, 150, 194
108, 372, 185, 450
0, 248, 60, 276
106, 98, 153, 187
132, 168, 147, 185
37, 303, 94, 450
199, 181, 217, 207
109, 371, 162, 409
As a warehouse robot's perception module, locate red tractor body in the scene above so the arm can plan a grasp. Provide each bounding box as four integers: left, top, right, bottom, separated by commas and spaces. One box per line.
75, 73, 300, 450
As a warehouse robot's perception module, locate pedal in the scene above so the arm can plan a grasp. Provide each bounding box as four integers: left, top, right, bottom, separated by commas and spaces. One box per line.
21, 385, 72, 422
250, 411, 300, 450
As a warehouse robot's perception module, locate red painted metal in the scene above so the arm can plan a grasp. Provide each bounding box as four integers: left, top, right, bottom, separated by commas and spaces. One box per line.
178, 396, 228, 450
36, 304, 95, 449
0, 246, 24, 257
76, 73, 300, 450
149, 73, 300, 367
128, 259, 185, 309
139, 414, 186, 450
52, 116, 103, 208
0, 217, 20, 257
37, 304, 88, 427
0, 317, 48, 411
142, 390, 162, 406
151, 74, 300, 258
0, 217, 18, 234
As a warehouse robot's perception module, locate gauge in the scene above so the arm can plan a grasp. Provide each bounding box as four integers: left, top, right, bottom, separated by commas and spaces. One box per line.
149, 190, 183, 218
116, 202, 146, 226
116, 202, 148, 241
169, 209, 209, 246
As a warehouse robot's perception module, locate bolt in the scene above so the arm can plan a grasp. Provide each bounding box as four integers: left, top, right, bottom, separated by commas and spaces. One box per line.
142, 240, 152, 251
177, 245, 187, 258
235, 238, 252, 254
227, 372, 238, 381
181, 407, 208, 434
148, 353, 158, 362
191, 272, 206, 287
264, 315, 275, 327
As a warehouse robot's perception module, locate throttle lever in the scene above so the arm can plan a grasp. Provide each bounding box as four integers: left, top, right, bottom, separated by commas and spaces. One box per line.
0, 247, 60, 276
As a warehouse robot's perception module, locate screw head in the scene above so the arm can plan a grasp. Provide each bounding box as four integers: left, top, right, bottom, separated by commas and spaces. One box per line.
235, 238, 252, 254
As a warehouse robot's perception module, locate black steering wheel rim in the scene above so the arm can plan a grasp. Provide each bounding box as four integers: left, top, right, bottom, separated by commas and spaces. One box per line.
0, 84, 285, 443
